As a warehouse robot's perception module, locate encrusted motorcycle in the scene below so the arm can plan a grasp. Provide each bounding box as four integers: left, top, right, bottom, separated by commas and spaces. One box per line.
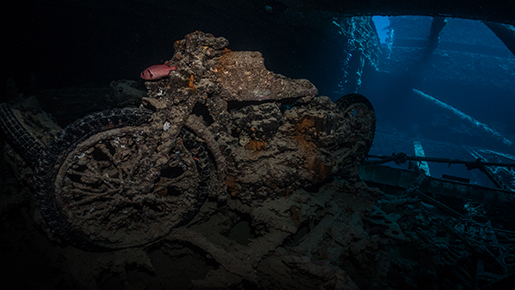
1, 31, 376, 250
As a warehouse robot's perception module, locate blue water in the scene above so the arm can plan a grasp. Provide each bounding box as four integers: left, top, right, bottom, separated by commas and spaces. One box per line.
361, 17, 515, 158
372, 16, 390, 43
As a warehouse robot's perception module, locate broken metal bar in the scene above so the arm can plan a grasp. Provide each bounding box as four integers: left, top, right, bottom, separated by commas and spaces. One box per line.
412, 89, 514, 148
367, 153, 515, 191
360, 164, 515, 207
367, 153, 515, 169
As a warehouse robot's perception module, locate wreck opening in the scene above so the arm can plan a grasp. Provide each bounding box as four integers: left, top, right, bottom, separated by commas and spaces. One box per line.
352, 15, 515, 189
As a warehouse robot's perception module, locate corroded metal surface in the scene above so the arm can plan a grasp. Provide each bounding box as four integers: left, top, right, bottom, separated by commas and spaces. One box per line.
215, 51, 317, 102
0, 31, 382, 289
18, 31, 376, 250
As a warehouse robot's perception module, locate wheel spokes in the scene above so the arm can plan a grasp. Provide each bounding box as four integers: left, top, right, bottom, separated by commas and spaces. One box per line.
54, 127, 210, 246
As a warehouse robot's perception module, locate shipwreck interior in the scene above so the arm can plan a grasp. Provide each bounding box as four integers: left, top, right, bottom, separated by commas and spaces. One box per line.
2, 1, 515, 289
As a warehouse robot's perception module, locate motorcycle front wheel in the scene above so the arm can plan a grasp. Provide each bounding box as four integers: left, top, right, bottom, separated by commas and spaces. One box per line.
35, 108, 211, 250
